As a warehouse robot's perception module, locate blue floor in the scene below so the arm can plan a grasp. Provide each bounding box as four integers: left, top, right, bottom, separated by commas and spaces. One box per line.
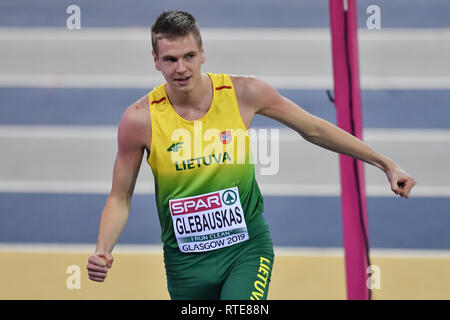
1, 88, 449, 129
1, 0, 449, 28
1, 193, 449, 249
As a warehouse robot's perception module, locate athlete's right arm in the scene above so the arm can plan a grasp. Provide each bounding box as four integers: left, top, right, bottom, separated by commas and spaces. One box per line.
87, 98, 150, 282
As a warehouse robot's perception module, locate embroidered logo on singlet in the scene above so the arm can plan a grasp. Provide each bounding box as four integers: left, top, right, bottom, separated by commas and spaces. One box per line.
167, 142, 184, 152
220, 130, 232, 144
169, 187, 249, 253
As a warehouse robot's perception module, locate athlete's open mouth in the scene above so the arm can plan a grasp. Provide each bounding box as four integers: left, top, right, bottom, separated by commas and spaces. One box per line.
174, 76, 191, 82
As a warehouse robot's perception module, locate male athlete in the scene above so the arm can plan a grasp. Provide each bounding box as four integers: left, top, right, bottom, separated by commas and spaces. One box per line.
86, 11, 416, 300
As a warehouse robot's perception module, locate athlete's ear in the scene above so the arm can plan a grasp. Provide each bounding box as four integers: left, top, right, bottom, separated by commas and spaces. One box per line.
200, 47, 206, 64
152, 50, 161, 71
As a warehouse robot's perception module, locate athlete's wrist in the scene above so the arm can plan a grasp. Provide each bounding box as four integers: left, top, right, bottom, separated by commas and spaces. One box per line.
95, 245, 112, 255
371, 153, 396, 173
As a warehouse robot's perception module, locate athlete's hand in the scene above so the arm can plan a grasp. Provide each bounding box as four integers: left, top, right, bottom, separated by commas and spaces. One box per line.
86, 252, 114, 282
385, 165, 416, 198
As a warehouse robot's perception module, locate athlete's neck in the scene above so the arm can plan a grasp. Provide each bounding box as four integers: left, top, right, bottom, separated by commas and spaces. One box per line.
166, 73, 212, 113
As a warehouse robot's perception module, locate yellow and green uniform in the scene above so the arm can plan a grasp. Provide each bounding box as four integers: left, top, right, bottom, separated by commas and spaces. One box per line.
147, 73, 274, 299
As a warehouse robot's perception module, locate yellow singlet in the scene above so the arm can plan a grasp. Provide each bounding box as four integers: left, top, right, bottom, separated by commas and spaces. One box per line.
147, 73, 264, 252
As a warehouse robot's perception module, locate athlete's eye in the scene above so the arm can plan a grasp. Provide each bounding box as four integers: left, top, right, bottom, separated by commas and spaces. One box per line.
186, 53, 196, 60
163, 57, 177, 63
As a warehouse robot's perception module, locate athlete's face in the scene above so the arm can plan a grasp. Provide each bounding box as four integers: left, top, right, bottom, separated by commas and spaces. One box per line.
152, 33, 206, 92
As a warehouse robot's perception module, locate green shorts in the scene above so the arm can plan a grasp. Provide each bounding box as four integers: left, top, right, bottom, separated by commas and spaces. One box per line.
163, 214, 274, 300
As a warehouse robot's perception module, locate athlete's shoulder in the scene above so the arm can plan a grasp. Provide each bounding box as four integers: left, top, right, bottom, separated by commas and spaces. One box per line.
118, 94, 151, 147
229, 74, 260, 90
122, 94, 150, 126
229, 75, 282, 109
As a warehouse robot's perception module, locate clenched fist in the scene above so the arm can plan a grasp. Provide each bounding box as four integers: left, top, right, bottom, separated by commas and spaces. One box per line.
386, 165, 416, 199
86, 252, 114, 282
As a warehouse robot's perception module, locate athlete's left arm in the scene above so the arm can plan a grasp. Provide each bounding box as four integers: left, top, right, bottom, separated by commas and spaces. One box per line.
235, 76, 416, 198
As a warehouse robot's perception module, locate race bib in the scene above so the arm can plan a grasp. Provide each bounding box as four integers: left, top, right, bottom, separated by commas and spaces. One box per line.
169, 187, 249, 253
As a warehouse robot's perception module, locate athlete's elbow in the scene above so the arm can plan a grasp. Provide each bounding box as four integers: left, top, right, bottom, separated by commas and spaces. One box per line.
107, 190, 132, 212
296, 117, 322, 142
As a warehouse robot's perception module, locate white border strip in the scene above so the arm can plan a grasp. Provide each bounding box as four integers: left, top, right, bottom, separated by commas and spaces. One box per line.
274, 246, 450, 259
1, 243, 450, 259
0, 243, 163, 254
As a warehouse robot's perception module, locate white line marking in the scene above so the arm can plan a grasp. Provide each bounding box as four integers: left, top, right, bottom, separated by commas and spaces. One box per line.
260, 184, 450, 197
0, 74, 165, 89
362, 129, 450, 142
0, 180, 448, 197
2, 74, 450, 89
1, 27, 450, 42
0, 126, 449, 196
0, 125, 118, 139
0, 181, 116, 194
1, 126, 450, 142
2, 28, 449, 89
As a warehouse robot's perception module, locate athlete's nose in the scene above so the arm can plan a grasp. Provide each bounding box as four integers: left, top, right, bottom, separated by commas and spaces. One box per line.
175, 60, 187, 74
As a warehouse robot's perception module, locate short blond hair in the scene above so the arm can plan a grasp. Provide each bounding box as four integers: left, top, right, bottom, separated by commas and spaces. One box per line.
151, 11, 203, 56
